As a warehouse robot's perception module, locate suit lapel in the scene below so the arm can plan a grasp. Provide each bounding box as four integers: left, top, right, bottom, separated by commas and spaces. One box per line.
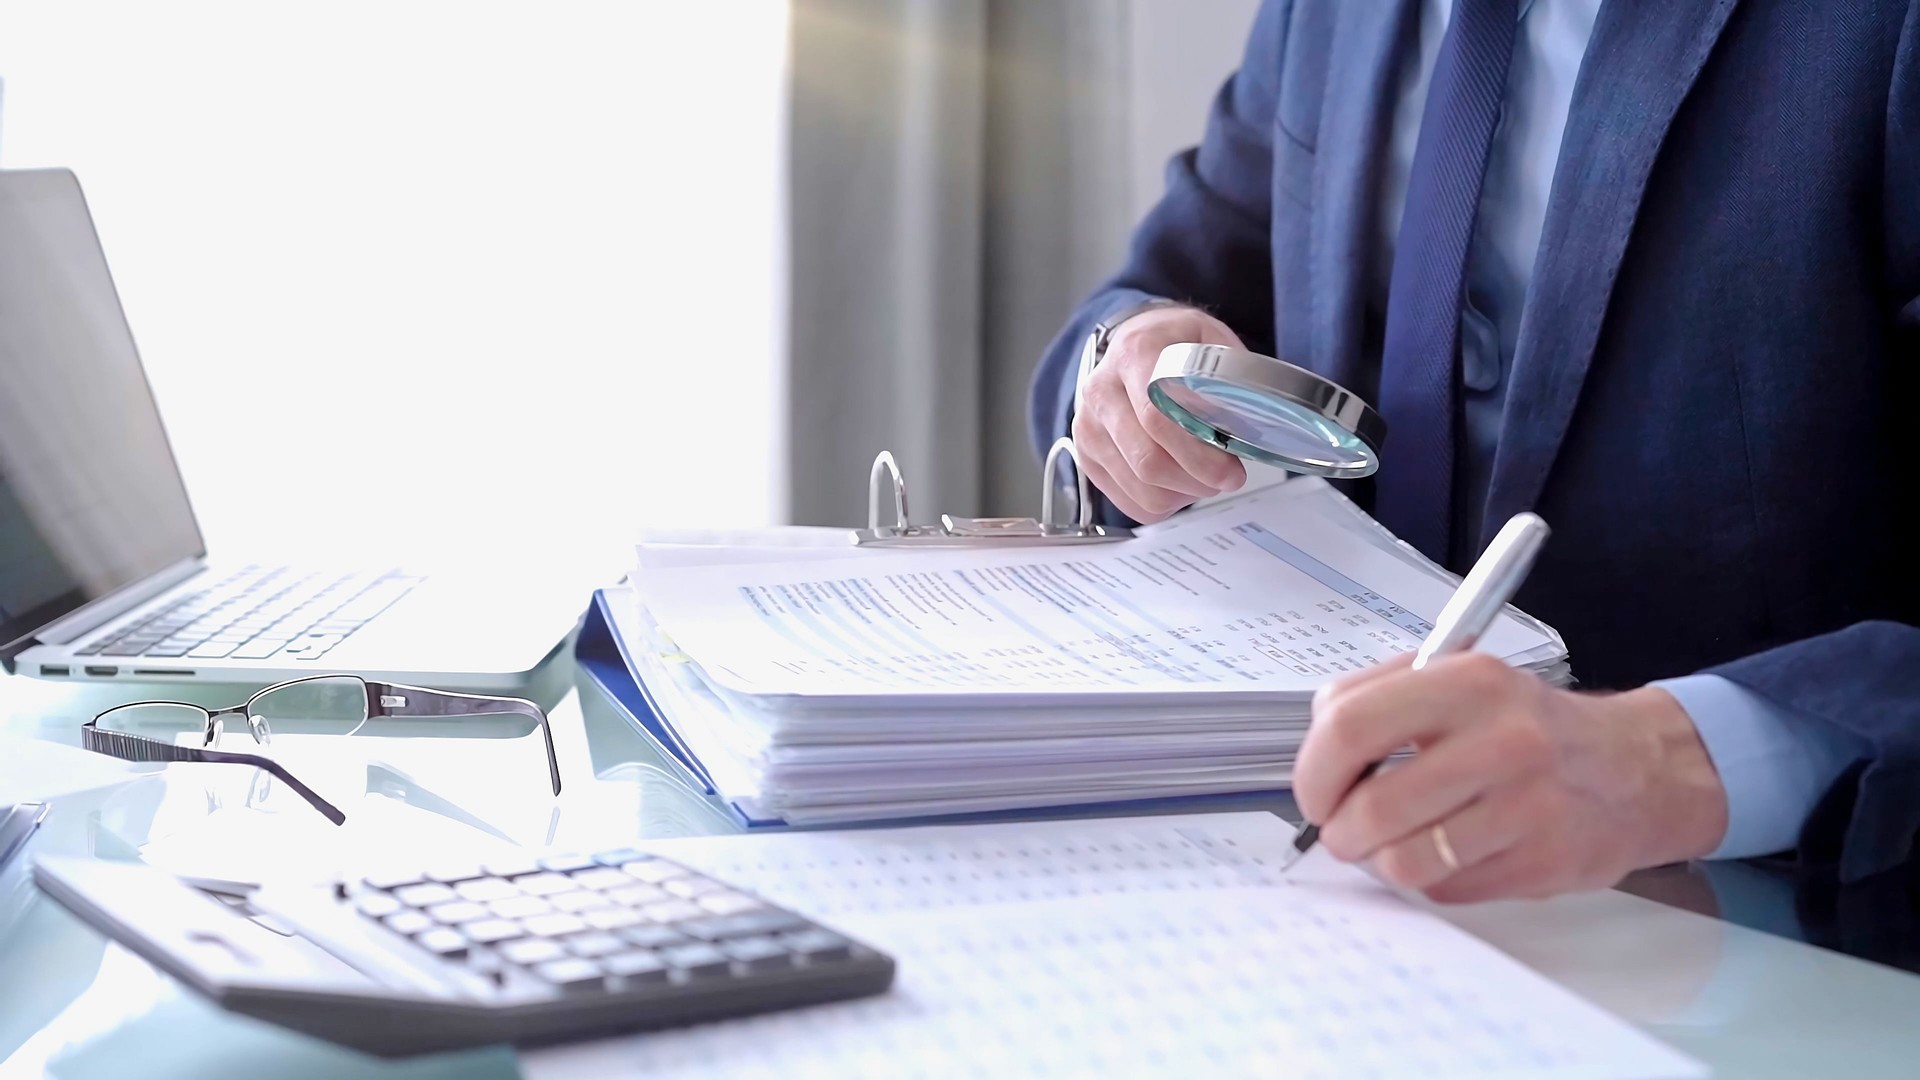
1309, 0, 1418, 399
1481, 0, 1744, 539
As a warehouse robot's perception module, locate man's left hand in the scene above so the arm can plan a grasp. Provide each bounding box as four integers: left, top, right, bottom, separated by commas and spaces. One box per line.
1292, 654, 1731, 903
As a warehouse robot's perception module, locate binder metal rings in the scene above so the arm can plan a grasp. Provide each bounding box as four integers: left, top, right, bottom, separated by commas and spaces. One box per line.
851, 444, 1132, 548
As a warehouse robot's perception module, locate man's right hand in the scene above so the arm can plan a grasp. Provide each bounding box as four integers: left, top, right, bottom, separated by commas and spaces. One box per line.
1072, 305, 1249, 523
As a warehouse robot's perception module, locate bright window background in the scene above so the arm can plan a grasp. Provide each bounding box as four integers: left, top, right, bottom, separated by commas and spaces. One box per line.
0, 1, 788, 570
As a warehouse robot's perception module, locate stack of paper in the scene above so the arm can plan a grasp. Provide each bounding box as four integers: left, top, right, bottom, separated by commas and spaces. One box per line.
525, 813, 1700, 1078
621, 478, 1568, 825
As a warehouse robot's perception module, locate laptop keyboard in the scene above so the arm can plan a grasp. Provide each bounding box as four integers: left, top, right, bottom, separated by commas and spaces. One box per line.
75, 566, 425, 663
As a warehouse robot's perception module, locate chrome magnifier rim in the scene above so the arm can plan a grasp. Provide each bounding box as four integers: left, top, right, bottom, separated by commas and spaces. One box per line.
1147, 343, 1387, 479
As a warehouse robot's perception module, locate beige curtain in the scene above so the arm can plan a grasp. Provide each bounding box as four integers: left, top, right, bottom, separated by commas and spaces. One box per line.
784, 0, 1135, 527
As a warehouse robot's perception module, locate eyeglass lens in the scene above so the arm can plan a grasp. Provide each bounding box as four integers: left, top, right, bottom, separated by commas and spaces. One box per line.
96, 702, 217, 746
246, 675, 371, 741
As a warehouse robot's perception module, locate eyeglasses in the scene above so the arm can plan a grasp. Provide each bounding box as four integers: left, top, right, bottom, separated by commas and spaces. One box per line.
82, 675, 562, 825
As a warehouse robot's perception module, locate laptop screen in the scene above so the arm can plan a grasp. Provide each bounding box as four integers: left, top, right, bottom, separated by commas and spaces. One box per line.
0, 169, 204, 657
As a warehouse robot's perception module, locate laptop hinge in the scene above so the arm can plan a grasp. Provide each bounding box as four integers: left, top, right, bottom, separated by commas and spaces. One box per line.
26, 557, 209, 647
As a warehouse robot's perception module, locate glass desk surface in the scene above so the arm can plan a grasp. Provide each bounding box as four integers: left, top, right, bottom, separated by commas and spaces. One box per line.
5, 660, 1920, 1078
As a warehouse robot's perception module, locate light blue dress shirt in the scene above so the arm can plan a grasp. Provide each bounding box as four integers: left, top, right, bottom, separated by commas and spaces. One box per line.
1374, 0, 1869, 859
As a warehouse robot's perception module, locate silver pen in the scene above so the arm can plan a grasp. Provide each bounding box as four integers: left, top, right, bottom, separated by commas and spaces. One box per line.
1279, 513, 1552, 870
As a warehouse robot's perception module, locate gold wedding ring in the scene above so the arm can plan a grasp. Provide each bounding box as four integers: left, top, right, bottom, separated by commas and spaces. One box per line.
1431, 823, 1461, 873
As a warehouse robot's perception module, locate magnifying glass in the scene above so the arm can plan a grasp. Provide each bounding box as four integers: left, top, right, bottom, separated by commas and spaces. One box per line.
1147, 344, 1386, 479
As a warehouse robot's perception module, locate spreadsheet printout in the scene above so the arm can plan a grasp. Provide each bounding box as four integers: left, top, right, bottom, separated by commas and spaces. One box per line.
523, 813, 1702, 1080
637, 479, 1561, 700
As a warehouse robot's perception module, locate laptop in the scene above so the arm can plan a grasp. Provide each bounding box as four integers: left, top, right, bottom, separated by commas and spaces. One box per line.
0, 168, 588, 691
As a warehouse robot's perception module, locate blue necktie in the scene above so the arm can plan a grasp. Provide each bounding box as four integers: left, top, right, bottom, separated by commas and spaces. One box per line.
1376, 0, 1519, 565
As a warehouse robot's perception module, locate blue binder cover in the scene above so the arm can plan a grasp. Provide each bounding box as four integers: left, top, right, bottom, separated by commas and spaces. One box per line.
574, 589, 1296, 831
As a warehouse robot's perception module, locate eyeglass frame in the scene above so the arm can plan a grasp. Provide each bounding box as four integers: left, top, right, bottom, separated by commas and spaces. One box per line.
81, 674, 563, 826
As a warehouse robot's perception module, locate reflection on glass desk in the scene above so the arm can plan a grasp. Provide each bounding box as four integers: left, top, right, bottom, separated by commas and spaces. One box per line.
5, 659, 1920, 1077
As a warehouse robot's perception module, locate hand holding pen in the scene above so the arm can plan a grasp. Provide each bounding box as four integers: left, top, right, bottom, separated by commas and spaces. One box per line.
1280, 513, 1550, 873
1279, 513, 1730, 902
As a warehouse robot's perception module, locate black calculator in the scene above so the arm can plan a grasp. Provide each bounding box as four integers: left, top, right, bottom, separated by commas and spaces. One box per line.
34, 848, 896, 1057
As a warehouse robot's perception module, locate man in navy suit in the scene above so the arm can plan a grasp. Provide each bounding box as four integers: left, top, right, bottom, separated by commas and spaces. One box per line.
1029, 1, 1920, 899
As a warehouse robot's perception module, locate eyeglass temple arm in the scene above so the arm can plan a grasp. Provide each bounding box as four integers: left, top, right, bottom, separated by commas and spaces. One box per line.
364, 683, 563, 797
80, 725, 348, 825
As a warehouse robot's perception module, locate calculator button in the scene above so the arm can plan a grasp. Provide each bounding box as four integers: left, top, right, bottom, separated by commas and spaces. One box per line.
696, 892, 764, 916
522, 913, 589, 938
660, 943, 731, 977
416, 928, 469, 959
533, 958, 606, 992
618, 925, 689, 950
384, 911, 435, 936
489, 896, 554, 920
721, 936, 793, 972
642, 900, 704, 924
683, 911, 802, 941
783, 930, 852, 963
603, 950, 670, 984
592, 848, 649, 866
623, 861, 686, 885
501, 939, 568, 966
426, 901, 491, 926
583, 908, 645, 931
354, 893, 403, 919
480, 856, 543, 880
608, 884, 668, 908
549, 891, 610, 914
537, 854, 597, 874
394, 883, 457, 908
463, 919, 526, 945
569, 868, 634, 891
731, 911, 809, 936
683, 911, 809, 940
564, 932, 626, 958
454, 878, 521, 903
663, 877, 722, 899
424, 864, 485, 885
362, 870, 425, 891
513, 873, 576, 897
674, 918, 734, 942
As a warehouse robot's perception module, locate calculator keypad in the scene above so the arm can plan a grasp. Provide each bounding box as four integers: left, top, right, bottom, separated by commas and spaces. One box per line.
350, 850, 859, 996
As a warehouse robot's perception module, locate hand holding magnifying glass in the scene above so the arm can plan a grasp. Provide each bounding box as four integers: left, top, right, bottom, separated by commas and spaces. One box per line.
1070, 305, 1253, 524
1073, 305, 1386, 524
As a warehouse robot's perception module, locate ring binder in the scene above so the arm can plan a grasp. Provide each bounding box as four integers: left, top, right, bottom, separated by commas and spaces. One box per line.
850, 442, 1133, 547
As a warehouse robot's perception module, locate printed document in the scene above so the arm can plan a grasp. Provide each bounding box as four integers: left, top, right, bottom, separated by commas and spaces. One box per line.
637, 479, 1563, 701
522, 813, 1701, 1079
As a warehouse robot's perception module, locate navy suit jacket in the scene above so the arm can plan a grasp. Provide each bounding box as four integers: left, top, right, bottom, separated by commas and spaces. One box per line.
1029, 0, 1920, 881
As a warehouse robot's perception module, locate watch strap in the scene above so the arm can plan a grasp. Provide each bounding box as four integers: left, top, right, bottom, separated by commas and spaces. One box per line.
1076, 297, 1194, 408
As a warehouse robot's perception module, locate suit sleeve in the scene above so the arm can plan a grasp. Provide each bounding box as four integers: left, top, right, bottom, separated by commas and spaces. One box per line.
1653, 675, 1871, 860
1702, 5, 1920, 883
1026, 0, 1292, 514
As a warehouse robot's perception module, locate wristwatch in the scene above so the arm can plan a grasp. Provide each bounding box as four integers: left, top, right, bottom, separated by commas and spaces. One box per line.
1075, 297, 1195, 401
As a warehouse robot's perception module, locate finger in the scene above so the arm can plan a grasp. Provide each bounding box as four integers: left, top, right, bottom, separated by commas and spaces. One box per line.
1079, 373, 1214, 504
1365, 789, 1530, 893
1422, 842, 1563, 904
1298, 656, 1416, 825
1129, 387, 1248, 493
1310, 653, 1415, 715
1108, 416, 1221, 500
1084, 369, 1221, 500
1292, 652, 1516, 823
1077, 452, 1157, 525
1314, 719, 1538, 863
1072, 414, 1187, 523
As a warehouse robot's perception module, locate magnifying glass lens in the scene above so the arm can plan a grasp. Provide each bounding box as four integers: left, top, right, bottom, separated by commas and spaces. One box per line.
1153, 374, 1377, 475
